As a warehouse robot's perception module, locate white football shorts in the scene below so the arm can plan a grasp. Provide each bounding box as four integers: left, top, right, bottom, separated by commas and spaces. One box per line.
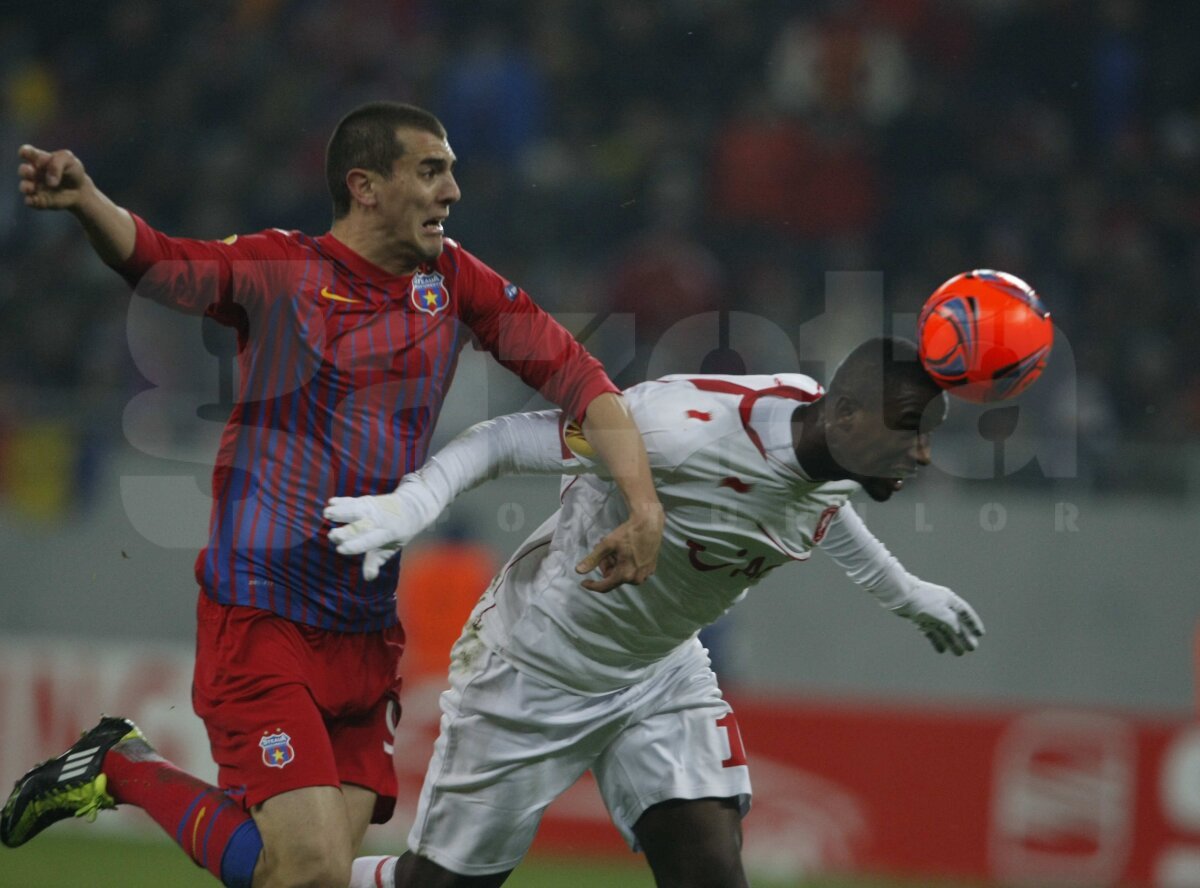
406, 634, 753, 876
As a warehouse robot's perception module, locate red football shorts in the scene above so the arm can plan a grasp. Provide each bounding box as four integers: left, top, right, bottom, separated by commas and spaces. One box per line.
192, 593, 405, 822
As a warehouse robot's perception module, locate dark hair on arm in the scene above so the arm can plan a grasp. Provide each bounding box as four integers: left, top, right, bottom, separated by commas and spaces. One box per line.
326, 102, 448, 219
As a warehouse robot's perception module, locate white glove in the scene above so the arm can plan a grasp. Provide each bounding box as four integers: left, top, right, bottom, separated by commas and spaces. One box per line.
324, 474, 443, 581
889, 579, 985, 656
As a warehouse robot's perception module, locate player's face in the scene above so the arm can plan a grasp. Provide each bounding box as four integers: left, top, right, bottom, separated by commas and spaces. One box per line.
828, 383, 947, 502
378, 127, 461, 267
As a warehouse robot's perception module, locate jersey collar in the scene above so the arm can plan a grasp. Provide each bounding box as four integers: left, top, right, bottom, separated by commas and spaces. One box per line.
749, 397, 807, 478
313, 232, 417, 286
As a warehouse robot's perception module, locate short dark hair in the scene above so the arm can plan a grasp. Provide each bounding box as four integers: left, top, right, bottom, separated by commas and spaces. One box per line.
326, 102, 448, 219
829, 337, 943, 406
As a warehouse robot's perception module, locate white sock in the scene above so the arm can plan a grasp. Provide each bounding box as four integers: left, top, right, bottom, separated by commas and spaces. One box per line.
349, 855, 398, 888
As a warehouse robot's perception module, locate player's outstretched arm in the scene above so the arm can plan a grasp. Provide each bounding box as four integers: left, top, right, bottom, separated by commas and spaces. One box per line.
324, 472, 449, 581
817, 504, 984, 655
574, 392, 664, 593
18, 144, 136, 266
324, 410, 572, 580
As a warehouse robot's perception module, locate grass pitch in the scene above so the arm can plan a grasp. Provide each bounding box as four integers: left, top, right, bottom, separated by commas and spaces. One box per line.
0, 832, 978, 887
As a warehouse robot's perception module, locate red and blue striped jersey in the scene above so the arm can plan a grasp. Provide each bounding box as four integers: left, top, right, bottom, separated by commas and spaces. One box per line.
120, 214, 617, 631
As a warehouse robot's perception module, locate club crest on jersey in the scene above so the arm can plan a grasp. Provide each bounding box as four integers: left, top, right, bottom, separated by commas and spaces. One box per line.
411, 271, 450, 316
259, 731, 295, 769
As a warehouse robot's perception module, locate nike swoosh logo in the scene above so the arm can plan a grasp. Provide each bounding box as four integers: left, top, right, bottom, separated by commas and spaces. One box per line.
320, 286, 364, 304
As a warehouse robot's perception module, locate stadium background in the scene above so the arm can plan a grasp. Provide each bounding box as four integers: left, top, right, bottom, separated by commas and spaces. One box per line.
2, 1, 1199, 885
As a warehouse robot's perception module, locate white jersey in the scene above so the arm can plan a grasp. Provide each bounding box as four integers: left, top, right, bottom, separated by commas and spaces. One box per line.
470, 374, 860, 694
330, 371, 980, 878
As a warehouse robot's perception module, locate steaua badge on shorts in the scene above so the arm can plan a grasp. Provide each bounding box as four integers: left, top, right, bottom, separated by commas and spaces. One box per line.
411, 271, 450, 316
259, 730, 295, 769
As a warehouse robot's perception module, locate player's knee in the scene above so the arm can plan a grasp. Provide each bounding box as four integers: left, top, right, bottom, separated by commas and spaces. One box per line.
637, 798, 747, 888
257, 836, 352, 888
251, 786, 362, 888
649, 843, 746, 888
393, 851, 509, 887
693, 842, 746, 886
259, 859, 351, 888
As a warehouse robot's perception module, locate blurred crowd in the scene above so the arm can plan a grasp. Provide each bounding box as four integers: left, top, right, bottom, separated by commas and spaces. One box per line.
3, 0, 1198, 489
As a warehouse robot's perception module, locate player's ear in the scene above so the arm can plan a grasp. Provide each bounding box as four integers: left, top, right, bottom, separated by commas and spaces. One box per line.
345, 169, 377, 209
832, 394, 861, 429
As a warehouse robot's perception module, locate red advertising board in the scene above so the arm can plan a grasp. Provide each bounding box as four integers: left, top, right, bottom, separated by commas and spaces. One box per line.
1, 640, 1197, 885
527, 693, 1200, 887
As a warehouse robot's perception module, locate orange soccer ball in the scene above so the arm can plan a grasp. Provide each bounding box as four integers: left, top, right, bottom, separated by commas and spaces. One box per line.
917, 269, 1054, 403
